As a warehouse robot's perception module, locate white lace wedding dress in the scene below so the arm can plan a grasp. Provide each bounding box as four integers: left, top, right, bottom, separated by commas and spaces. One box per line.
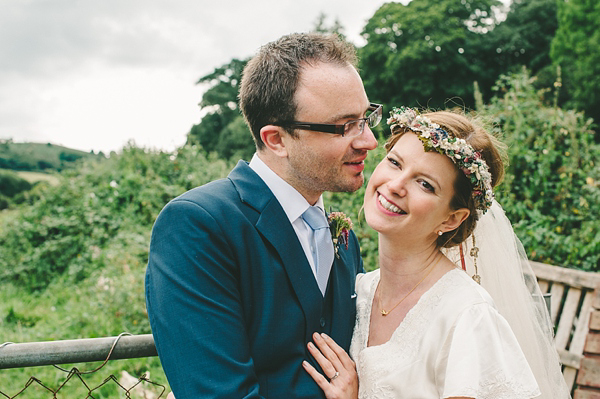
349, 268, 541, 399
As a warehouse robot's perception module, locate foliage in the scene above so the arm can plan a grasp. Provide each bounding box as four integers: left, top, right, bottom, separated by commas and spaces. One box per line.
187, 58, 254, 160
359, 0, 561, 110
0, 170, 32, 198
0, 169, 43, 210
313, 12, 347, 39
0, 144, 234, 395
0, 144, 232, 292
482, 68, 599, 270
487, 0, 557, 73
359, 0, 501, 111
0, 269, 168, 397
214, 114, 256, 161
473, 0, 558, 101
0, 140, 102, 172
551, 0, 600, 124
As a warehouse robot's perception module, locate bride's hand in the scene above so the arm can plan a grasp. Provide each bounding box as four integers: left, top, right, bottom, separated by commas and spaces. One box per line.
302, 332, 358, 399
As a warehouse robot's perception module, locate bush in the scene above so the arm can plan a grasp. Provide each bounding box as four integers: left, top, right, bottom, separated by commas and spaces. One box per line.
0, 144, 232, 291
482, 68, 599, 270
0, 170, 32, 198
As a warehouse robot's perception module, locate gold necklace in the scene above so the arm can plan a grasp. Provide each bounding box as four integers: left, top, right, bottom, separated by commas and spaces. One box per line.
378, 255, 441, 316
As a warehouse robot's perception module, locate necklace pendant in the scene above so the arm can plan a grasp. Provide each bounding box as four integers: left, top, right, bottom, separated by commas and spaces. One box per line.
381, 309, 389, 316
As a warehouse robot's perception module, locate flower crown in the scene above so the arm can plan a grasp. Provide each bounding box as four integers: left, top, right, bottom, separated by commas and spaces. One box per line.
387, 107, 494, 212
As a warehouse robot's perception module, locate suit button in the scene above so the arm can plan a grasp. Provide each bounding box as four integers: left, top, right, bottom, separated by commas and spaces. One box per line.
320, 318, 326, 328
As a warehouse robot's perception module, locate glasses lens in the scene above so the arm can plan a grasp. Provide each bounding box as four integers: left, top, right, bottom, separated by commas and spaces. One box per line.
344, 119, 364, 137
368, 105, 382, 128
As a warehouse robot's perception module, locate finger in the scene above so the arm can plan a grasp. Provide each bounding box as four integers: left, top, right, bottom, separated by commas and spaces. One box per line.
166, 392, 176, 399
313, 333, 344, 372
302, 360, 334, 394
321, 333, 356, 371
307, 341, 338, 379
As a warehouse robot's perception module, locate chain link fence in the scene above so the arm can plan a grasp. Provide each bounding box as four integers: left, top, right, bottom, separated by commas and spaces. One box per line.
0, 333, 167, 398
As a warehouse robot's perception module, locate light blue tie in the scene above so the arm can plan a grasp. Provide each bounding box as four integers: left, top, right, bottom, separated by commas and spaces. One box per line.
302, 206, 335, 296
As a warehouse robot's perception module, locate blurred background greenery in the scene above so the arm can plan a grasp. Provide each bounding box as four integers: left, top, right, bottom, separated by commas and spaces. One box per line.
0, 0, 598, 396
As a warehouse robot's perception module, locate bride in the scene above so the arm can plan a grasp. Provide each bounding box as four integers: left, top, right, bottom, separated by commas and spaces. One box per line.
303, 107, 570, 398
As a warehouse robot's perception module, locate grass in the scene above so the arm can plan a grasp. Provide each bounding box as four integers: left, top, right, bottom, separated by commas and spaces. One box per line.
14, 170, 61, 186
0, 141, 102, 172
0, 232, 171, 397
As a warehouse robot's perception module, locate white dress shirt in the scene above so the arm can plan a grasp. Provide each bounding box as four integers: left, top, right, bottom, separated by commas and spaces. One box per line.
249, 153, 326, 278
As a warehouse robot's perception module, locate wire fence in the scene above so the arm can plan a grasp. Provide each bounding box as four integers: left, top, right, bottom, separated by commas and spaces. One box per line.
0, 333, 166, 398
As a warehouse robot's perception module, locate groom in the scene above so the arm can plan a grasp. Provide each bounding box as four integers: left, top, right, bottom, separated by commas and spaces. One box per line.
145, 32, 379, 398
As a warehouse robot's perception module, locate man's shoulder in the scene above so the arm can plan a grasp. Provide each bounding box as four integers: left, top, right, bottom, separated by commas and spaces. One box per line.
177, 178, 235, 204
173, 161, 261, 208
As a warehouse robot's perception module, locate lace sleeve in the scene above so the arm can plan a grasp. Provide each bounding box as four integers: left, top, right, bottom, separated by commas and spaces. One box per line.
437, 302, 541, 399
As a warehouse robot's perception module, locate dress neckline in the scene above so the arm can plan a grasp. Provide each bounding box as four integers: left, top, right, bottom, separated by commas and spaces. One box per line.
364, 268, 461, 349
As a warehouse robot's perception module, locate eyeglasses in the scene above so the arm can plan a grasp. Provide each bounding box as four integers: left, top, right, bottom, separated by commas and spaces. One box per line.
276, 103, 383, 137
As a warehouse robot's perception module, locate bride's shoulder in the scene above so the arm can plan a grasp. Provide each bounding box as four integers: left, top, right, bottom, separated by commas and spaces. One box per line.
442, 269, 496, 309
355, 269, 380, 295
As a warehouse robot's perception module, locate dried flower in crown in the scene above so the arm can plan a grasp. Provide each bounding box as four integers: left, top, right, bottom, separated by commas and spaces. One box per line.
387, 106, 494, 212
328, 211, 353, 258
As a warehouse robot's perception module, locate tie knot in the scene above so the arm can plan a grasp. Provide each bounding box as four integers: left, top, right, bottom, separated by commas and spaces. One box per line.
302, 206, 328, 231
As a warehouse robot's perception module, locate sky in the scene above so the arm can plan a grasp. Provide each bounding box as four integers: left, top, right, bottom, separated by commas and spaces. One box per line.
0, 0, 400, 154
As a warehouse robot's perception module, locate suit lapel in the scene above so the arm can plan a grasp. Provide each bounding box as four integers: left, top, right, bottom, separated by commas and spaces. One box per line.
256, 202, 322, 333
229, 161, 323, 337
329, 244, 353, 339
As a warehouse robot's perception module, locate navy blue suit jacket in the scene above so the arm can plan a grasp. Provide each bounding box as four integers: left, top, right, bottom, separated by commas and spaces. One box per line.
145, 161, 363, 398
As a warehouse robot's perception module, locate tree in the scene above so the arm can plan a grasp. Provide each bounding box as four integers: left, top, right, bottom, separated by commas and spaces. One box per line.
469, 0, 558, 101
490, 0, 557, 74
215, 116, 256, 161
551, 0, 600, 125
359, 0, 500, 114
186, 58, 253, 159
313, 12, 346, 39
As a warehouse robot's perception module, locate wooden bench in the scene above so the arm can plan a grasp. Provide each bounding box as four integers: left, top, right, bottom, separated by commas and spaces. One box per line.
574, 297, 600, 398
531, 261, 600, 392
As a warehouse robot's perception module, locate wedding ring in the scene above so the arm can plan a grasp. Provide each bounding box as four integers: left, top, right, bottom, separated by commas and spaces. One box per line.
331, 371, 340, 380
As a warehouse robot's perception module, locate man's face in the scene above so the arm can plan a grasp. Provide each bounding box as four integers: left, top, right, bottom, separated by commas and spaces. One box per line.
282, 62, 378, 204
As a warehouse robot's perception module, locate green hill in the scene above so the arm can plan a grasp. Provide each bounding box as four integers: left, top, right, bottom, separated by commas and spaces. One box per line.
0, 140, 104, 172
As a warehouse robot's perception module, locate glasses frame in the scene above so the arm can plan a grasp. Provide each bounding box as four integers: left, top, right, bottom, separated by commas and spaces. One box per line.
276, 103, 383, 137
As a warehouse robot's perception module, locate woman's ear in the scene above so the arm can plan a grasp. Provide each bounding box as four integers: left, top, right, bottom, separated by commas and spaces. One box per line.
260, 125, 288, 158
439, 208, 470, 233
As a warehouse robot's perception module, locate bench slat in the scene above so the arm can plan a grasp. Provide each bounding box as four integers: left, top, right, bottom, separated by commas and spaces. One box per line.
556, 288, 583, 349
551, 283, 566, 324
538, 279, 549, 294
570, 292, 593, 355
531, 262, 600, 290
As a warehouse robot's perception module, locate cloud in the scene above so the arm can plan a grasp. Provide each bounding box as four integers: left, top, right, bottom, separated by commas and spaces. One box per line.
0, 0, 390, 153
0, 1, 199, 76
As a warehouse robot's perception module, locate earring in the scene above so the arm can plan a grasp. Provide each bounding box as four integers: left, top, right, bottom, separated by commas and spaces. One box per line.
437, 231, 443, 236
470, 235, 481, 284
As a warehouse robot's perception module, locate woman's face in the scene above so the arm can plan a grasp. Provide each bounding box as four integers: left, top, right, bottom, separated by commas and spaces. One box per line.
364, 132, 464, 243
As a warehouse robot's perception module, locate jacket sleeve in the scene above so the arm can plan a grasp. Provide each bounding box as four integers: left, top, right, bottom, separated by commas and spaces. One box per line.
145, 198, 264, 399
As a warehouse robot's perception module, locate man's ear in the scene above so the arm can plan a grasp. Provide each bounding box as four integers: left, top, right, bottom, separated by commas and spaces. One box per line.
260, 125, 288, 158
439, 208, 470, 233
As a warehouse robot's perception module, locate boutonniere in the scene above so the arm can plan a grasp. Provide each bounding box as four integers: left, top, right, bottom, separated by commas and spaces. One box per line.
328, 211, 353, 258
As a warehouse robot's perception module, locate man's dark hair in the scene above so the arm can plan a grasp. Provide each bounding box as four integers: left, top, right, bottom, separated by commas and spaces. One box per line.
239, 32, 357, 149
